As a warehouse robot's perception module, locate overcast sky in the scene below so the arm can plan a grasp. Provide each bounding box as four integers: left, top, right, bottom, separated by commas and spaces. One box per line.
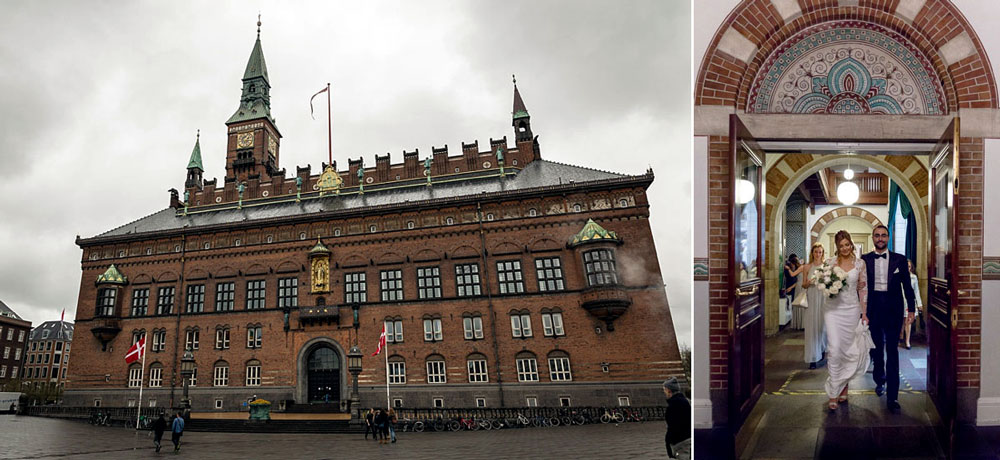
0, 0, 691, 346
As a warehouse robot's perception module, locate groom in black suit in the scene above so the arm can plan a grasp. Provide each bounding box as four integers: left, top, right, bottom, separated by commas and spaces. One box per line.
862, 225, 915, 411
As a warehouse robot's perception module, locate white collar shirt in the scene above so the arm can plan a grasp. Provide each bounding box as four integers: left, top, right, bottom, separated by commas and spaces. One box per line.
873, 249, 889, 291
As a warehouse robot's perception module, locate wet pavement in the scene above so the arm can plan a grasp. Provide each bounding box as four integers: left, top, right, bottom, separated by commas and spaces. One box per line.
0, 414, 669, 459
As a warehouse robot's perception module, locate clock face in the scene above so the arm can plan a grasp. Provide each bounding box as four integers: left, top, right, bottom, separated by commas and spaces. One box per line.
237, 132, 254, 149
267, 136, 277, 155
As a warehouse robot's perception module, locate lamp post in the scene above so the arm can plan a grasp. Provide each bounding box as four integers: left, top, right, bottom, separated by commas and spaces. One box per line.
347, 345, 362, 425
180, 349, 196, 418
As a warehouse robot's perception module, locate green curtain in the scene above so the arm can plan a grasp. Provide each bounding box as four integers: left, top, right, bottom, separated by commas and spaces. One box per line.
887, 181, 917, 264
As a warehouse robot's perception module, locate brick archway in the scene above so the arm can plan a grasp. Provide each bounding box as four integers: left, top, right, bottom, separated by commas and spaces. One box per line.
809, 206, 883, 239
696, 0, 997, 111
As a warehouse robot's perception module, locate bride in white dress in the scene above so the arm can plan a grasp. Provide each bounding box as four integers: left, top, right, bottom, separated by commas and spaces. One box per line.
824, 231, 870, 410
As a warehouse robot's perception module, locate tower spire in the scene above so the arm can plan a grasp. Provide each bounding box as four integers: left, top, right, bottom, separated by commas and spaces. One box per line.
512, 75, 532, 142
185, 130, 204, 189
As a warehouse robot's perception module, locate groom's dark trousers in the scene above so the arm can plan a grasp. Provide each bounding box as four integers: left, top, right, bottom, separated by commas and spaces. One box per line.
868, 290, 904, 401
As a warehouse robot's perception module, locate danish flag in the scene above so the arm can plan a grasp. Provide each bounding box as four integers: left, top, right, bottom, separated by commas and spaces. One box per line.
371, 325, 386, 356
125, 337, 146, 364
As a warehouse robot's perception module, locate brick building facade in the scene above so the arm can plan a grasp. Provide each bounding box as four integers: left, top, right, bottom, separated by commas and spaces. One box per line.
63, 27, 682, 412
0, 300, 30, 386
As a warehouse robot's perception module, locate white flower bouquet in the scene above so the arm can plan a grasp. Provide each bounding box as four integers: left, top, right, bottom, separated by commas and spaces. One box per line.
815, 262, 848, 298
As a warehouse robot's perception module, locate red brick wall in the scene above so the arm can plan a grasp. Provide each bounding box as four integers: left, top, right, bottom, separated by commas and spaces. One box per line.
957, 137, 983, 389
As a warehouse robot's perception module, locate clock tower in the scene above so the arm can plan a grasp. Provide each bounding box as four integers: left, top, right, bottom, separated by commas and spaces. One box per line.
225, 17, 282, 182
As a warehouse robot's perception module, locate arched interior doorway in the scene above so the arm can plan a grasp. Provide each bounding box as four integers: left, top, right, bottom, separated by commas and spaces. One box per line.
307, 346, 342, 403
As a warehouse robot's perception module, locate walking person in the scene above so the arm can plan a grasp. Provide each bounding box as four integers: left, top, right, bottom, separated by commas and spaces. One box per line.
801, 243, 828, 369
862, 225, 916, 411
386, 407, 397, 443
170, 411, 185, 452
901, 260, 922, 349
824, 231, 872, 411
663, 377, 691, 459
363, 408, 376, 440
151, 413, 167, 453
374, 409, 388, 444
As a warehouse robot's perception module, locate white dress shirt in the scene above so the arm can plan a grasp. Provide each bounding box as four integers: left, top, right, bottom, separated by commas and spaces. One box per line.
873, 249, 889, 292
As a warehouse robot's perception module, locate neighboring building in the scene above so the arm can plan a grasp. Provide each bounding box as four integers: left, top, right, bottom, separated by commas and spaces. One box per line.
0, 300, 31, 388
23, 321, 74, 392
64, 25, 682, 412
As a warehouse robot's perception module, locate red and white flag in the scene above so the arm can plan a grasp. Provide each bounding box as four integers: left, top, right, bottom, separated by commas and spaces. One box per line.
60, 309, 65, 322
125, 337, 145, 364
309, 84, 329, 120
371, 324, 386, 356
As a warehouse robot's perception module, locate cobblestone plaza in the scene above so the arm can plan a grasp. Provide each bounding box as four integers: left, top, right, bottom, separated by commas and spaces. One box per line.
0, 415, 668, 459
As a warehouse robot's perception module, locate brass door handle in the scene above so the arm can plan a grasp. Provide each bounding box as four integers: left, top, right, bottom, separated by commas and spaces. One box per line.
958, 290, 968, 297
951, 308, 959, 329
735, 285, 759, 296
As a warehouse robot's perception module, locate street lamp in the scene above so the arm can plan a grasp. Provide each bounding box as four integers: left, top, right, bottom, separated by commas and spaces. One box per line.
180, 349, 196, 417
347, 345, 362, 423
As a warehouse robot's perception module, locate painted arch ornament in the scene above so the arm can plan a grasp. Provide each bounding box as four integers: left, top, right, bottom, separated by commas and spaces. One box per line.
748, 21, 946, 115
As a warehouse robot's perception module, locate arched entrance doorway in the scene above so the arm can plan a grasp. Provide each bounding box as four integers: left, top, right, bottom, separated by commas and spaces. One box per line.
307, 346, 342, 403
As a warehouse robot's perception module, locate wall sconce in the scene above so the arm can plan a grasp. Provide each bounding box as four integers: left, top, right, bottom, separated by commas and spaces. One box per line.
601, 363, 610, 373
595, 326, 602, 335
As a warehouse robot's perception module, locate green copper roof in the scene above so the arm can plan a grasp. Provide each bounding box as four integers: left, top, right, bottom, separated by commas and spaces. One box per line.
513, 110, 530, 119
187, 132, 203, 170
243, 37, 269, 84
512, 83, 529, 119
568, 219, 622, 247
96, 264, 127, 285
227, 99, 274, 124
309, 238, 330, 254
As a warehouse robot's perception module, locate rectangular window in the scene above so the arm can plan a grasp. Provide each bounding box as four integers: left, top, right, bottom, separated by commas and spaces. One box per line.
417, 267, 442, 299
94, 399, 101, 407
215, 282, 235, 311
11, 366, 17, 379
0, 365, 6, 378
51, 352, 57, 363
43, 353, 49, 363
214, 399, 223, 409
2, 347, 8, 359
467, 359, 488, 383
131, 288, 149, 316
129, 367, 143, 387
549, 357, 573, 382
148, 399, 157, 407
127, 399, 135, 407
542, 312, 565, 337
426, 360, 446, 384
214, 365, 229, 386
246, 364, 261, 386
584, 249, 619, 286
29, 354, 34, 364
380, 270, 403, 301
535, 257, 565, 291
186, 284, 205, 313
215, 329, 230, 349
385, 320, 403, 343
97, 288, 116, 316
31, 342, 36, 351
559, 397, 571, 407
149, 367, 162, 387
246, 280, 266, 310
511, 314, 532, 338
345, 272, 367, 303
516, 358, 539, 382
388, 361, 406, 384
152, 330, 166, 352
423, 319, 442, 342
618, 396, 631, 406
156, 287, 175, 315
247, 326, 262, 348
432, 398, 444, 408
455, 264, 481, 297
18, 330, 25, 342
463, 316, 484, 340
526, 397, 538, 407
185, 330, 199, 350
55, 342, 62, 351
393, 399, 403, 408
13, 349, 20, 360
277, 277, 298, 308
496, 260, 524, 294
476, 398, 486, 408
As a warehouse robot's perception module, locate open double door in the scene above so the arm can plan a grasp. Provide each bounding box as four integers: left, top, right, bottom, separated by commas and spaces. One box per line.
727, 114, 961, 456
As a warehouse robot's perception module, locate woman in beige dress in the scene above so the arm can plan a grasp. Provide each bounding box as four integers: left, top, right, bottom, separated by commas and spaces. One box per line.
800, 242, 828, 369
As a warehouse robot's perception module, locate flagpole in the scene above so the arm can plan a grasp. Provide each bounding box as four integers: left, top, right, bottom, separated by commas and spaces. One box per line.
384, 341, 390, 410
136, 339, 146, 429
326, 82, 332, 166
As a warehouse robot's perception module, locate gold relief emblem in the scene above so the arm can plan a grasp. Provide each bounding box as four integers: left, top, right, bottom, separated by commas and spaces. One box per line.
317, 164, 343, 195
237, 132, 254, 149
267, 136, 277, 155
311, 257, 330, 293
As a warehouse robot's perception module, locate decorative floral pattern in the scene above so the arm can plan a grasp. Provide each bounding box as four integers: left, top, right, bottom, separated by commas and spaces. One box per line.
748, 21, 946, 115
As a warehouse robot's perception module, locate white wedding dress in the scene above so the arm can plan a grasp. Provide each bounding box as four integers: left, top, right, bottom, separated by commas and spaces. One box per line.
823, 257, 870, 399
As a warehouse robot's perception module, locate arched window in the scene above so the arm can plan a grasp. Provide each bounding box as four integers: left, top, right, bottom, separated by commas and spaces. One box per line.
426, 354, 446, 384
510, 310, 532, 338
528, 208, 537, 217
148, 363, 164, 388
541, 308, 565, 337
213, 361, 230, 387
385, 317, 403, 343
215, 326, 230, 350
127, 364, 142, 388
184, 327, 200, 351
423, 315, 442, 342
388, 355, 406, 384
515, 351, 538, 382
467, 353, 488, 383
246, 359, 261, 386
463, 313, 484, 340
247, 323, 263, 348
547, 351, 572, 382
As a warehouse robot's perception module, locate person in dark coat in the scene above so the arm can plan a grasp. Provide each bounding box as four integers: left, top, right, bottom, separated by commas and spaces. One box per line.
151, 414, 167, 453
663, 378, 691, 459
364, 408, 376, 440
374, 409, 390, 444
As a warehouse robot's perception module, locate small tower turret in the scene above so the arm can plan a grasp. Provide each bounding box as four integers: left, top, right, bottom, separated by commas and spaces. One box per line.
185, 130, 204, 189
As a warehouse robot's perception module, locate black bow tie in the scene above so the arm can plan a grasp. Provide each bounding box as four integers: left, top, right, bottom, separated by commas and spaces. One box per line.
874, 253, 887, 259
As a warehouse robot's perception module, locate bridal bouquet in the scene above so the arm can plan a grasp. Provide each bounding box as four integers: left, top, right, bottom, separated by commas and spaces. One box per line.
815, 262, 848, 298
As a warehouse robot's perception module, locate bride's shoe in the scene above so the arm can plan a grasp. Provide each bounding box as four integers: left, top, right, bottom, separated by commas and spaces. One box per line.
828, 399, 838, 411
838, 385, 849, 403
